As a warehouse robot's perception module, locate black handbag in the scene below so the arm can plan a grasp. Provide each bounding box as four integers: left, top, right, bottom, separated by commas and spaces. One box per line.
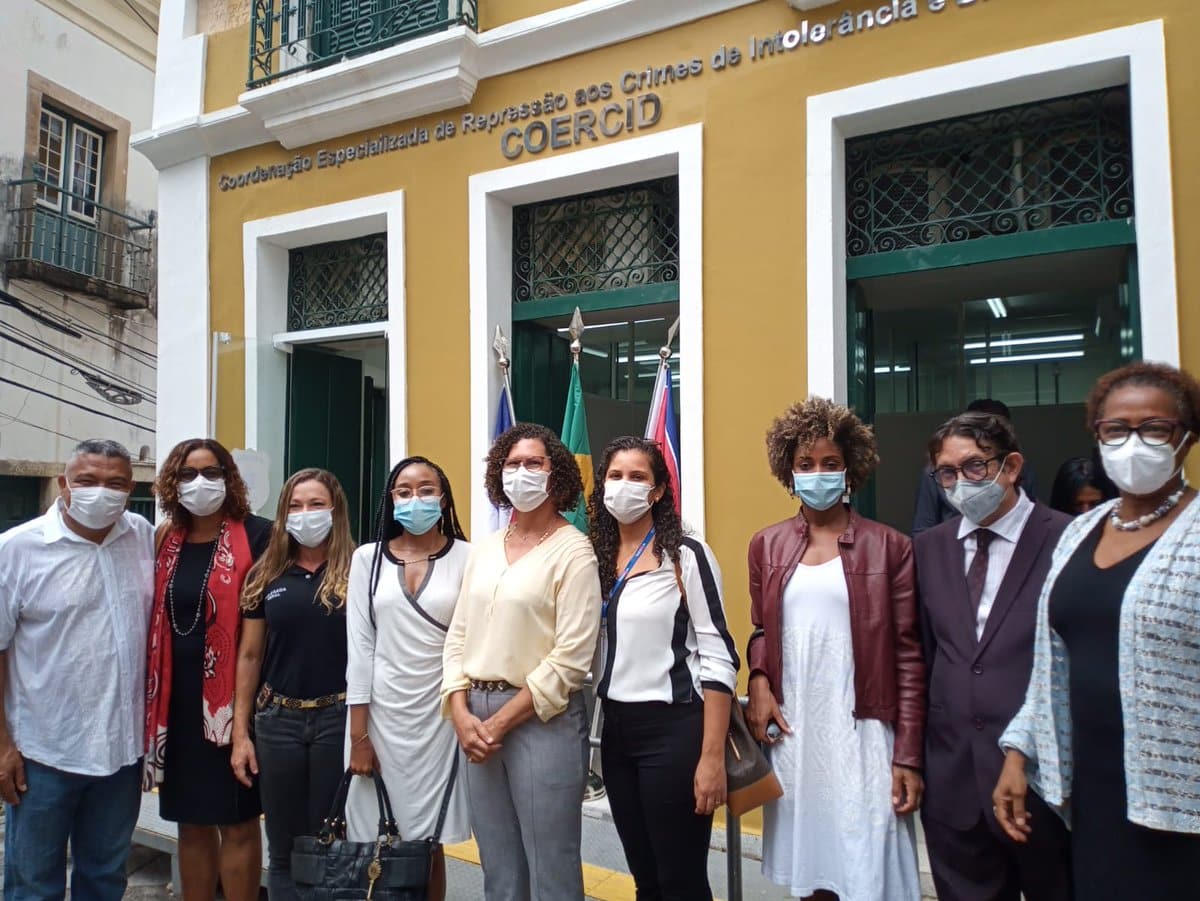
292, 755, 459, 900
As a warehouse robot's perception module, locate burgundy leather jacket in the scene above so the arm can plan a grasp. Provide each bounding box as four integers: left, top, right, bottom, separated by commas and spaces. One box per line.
747, 510, 926, 770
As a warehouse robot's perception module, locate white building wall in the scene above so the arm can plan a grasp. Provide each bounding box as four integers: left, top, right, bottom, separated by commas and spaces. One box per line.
0, 0, 158, 474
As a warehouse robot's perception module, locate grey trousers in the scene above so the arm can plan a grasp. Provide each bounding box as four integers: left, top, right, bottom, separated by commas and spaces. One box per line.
467, 688, 588, 901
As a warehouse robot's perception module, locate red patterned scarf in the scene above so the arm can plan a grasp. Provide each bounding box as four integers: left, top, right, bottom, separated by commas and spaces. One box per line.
143, 518, 252, 790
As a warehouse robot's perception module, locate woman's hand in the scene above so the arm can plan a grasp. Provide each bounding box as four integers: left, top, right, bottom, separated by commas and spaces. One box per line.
348, 735, 379, 776
746, 674, 791, 744
992, 750, 1033, 843
230, 735, 258, 788
891, 764, 923, 815
453, 709, 501, 763
694, 751, 727, 815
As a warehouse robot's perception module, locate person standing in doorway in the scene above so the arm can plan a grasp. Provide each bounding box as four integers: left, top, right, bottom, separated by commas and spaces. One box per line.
995, 362, 1200, 899
230, 468, 355, 901
145, 438, 272, 901
0, 439, 153, 901
747, 398, 925, 901
915, 412, 1072, 901
344, 456, 472, 901
589, 436, 739, 900
442, 423, 601, 901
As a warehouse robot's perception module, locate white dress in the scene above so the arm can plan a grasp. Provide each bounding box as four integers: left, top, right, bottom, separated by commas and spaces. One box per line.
761, 556, 920, 900
344, 540, 470, 844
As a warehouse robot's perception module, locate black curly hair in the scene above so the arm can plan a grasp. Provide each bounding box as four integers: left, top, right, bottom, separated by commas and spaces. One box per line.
484, 423, 584, 513
587, 436, 684, 597
764, 397, 879, 493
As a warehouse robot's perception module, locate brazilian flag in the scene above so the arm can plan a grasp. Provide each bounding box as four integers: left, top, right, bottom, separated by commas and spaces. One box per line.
561, 359, 592, 533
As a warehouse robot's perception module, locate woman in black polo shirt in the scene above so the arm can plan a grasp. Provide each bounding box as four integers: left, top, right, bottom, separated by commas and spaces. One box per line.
230, 468, 355, 901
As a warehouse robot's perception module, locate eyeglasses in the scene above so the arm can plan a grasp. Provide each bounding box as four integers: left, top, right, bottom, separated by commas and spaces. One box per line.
391, 487, 443, 501
178, 466, 224, 483
1094, 419, 1181, 447
931, 456, 1003, 489
502, 456, 549, 473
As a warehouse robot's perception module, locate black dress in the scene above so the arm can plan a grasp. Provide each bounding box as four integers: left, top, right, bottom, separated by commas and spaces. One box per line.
1048, 519, 1200, 899
159, 515, 272, 825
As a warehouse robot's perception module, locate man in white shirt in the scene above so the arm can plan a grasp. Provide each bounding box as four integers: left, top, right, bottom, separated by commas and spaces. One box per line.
913, 414, 1072, 901
0, 439, 155, 901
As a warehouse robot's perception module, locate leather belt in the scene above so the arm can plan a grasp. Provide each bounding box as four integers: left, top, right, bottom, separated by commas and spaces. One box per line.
257, 682, 346, 710
470, 679, 516, 692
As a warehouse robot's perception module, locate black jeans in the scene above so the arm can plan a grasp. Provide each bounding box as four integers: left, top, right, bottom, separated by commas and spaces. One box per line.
601, 699, 713, 901
254, 701, 346, 901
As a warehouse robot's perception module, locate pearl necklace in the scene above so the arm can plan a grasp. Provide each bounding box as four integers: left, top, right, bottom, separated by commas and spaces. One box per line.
1109, 480, 1189, 532
168, 521, 225, 636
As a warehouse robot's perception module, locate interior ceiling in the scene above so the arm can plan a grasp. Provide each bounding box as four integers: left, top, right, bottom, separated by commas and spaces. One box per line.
856, 245, 1129, 312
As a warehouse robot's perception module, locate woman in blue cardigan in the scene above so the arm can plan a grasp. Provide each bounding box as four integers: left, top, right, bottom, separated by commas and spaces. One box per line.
994, 361, 1200, 900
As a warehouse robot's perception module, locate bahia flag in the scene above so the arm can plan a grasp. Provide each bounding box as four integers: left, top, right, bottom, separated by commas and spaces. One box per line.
488, 381, 515, 532
644, 359, 681, 513
561, 359, 593, 533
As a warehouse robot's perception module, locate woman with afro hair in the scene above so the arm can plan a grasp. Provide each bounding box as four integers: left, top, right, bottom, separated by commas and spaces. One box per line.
746, 398, 925, 901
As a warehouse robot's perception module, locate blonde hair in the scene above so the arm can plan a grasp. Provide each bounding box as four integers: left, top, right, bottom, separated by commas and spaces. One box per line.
241, 468, 354, 613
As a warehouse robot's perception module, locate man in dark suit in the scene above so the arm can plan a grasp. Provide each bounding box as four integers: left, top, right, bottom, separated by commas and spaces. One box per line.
915, 411, 1072, 901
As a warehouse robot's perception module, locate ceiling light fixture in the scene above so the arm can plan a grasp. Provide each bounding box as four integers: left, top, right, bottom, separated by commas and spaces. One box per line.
963, 333, 1085, 351
969, 350, 1085, 366
985, 297, 1008, 319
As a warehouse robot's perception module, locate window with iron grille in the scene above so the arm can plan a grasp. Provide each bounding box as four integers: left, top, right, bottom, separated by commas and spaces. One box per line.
512, 177, 679, 302
287, 233, 387, 330
845, 87, 1133, 257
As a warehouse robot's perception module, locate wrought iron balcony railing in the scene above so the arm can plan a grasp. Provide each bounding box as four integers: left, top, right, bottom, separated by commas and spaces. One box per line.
5, 177, 155, 307
248, 0, 478, 88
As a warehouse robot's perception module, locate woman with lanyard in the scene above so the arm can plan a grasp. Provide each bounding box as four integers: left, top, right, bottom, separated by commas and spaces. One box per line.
343, 456, 471, 901
229, 468, 355, 901
590, 436, 739, 900
442, 423, 601, 901
145, 438, 272, 901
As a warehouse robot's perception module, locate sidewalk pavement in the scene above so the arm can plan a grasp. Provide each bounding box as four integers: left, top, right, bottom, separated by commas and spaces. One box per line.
2, 802, 938, 899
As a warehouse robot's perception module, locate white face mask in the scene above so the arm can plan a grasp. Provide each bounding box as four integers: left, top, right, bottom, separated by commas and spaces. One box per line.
502, 467, 550, 513
178, 475, 227, 517
1099, 432, 1190, 496
65, 486, 129, 530
603, 480, 655, 524
286, 509, 333, 548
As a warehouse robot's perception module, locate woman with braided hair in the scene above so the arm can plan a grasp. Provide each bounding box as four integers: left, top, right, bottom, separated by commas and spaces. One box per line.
343, 456, 471, 901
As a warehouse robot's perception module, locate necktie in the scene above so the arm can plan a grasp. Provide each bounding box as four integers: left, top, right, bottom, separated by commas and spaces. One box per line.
967, 528, 994, 626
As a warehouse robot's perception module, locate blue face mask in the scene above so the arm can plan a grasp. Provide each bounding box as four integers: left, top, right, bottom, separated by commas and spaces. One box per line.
792, 471, 846, 511
392, 497, 443, 535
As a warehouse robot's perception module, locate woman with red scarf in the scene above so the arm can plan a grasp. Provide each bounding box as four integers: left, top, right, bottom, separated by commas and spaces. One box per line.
146, 438, 271, 901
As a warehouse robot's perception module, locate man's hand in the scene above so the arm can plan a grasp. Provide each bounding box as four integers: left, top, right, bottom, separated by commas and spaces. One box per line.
891, 764, 923, 815
0, 736, 27, 805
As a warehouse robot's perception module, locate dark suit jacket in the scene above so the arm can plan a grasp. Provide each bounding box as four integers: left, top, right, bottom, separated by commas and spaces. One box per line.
914, 501, 1070, 830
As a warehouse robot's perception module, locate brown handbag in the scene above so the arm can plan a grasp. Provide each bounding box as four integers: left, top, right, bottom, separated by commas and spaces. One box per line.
672, 560, 783, 816
726, 700, 783, 815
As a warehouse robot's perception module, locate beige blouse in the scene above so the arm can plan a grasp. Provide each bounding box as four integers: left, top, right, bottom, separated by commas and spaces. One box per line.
441, 524, 601, 722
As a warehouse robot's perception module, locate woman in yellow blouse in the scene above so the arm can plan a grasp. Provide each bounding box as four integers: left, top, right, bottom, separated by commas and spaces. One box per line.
442, 423, 601, 901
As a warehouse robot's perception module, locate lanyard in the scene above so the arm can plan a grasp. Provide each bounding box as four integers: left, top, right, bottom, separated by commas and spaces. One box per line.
604, 526, 655, 620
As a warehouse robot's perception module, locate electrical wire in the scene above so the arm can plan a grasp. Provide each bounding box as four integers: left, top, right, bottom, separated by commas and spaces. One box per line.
121, 0, 157, 34
29, 285, 159, 345
0, 325, 156, 402
2, 415, 81, 443
0, 357, 156, 425
0, 376, 152, 431
2, 287, 157, 365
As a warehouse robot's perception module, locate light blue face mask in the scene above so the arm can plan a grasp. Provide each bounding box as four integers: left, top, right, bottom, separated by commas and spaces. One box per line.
792, 471, 846, 511
393, 497, 443, 535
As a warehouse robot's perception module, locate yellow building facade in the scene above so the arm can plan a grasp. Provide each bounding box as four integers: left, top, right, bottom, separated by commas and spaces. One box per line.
138, 0, 1198, 658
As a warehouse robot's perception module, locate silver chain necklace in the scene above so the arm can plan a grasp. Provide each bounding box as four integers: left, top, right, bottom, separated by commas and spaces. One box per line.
167, 521, 225, 636
1109, 480, 1189, 532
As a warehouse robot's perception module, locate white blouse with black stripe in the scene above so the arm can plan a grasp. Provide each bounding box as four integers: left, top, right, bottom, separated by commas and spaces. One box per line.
598, 536, 740, 704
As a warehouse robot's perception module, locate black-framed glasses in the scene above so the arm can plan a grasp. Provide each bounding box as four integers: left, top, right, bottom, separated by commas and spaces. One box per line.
931, 456, 1003, 489
1094, 419, 1181, 447
178, 466, 224, 483
502, 456, 549, 473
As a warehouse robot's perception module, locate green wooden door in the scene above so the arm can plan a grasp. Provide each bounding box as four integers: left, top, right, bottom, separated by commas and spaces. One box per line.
286, 346, 364, 537
512, 322, 572, 428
